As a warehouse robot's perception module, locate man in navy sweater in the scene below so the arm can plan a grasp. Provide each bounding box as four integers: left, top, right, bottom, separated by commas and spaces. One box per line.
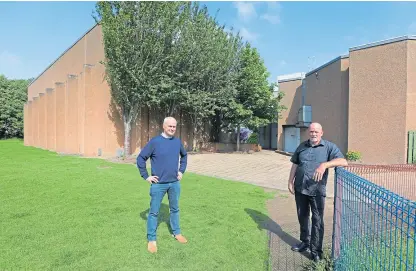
137, 116, 188, 253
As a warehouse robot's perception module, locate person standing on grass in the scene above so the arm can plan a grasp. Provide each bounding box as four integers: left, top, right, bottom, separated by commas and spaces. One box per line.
287, 122, 348, 262
137, 116, 188, 254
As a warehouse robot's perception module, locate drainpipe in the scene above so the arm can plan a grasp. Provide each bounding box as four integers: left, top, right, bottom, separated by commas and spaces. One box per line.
301, 75, 306, 107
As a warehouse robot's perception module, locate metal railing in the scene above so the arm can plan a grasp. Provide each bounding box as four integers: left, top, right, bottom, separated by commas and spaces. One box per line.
345, 164, 416, 201
332, 166, 415, 271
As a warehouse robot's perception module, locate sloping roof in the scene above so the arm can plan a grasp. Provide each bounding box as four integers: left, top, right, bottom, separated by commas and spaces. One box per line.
305, 54, 349, 77
28, 23, 99, 87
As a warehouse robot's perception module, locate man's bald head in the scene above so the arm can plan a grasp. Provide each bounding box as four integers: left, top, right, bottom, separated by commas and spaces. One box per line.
309, 122, 323, 132
308, 122, 323, 145
163, 117, 177, 137
163, 117, 177, 126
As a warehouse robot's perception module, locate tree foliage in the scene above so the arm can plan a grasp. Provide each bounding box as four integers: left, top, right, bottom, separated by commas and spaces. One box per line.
220, 43, 286, 149
0, 75, 31, 139
94, 1, 285, 154
169, 4, 243, 148
94, 1, 187, 155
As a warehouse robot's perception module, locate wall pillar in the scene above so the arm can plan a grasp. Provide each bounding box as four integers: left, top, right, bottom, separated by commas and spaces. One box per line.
66, 74, 79, 154
84, 65, 104, 156
23, 103, 29, 146
32, 97, 39, 147
38, 93, 47, 149
27, 101, 33, 146
46, 88, 56, 151
55, 82, 66, 153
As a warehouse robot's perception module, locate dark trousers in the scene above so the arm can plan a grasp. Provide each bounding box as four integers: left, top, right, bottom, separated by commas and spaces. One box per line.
295, 192, 325, 256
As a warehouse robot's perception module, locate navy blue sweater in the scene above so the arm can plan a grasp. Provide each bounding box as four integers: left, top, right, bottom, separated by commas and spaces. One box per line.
137, 135, 188, 183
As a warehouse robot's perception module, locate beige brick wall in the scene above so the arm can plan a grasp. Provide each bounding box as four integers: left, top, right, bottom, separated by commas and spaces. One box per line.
46, 88, 56, 151
25, 24, 209, 157
304, 57, 349, 154
349, 41, 408, 164
277, 79, 303, 150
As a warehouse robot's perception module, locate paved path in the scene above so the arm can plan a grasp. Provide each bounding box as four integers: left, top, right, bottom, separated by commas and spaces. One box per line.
187, 150, 335, 198
187, 151, 336, 270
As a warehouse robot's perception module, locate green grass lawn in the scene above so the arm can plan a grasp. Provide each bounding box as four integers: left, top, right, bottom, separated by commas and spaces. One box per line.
0, 139, 275, 270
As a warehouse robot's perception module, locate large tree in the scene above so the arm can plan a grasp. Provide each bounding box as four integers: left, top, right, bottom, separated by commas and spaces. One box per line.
0, 75, 31, 139
173, 6, 243, 150
222, 43, 286, 151
95, 1, 281, 154
94, 1, 187, 156
95, 1, 244, 153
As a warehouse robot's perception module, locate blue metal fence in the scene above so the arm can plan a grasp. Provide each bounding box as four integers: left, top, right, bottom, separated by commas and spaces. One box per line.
332, 167, 416, 271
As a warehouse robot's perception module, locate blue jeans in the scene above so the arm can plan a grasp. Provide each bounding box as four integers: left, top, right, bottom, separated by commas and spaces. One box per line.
147, 181, 181, 241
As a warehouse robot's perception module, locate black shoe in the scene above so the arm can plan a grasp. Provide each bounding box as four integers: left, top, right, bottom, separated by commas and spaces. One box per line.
311, 253, 320, 262
291, 242, 310, 253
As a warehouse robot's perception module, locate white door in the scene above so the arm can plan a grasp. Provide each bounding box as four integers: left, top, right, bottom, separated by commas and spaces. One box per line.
284, 126, 300, 153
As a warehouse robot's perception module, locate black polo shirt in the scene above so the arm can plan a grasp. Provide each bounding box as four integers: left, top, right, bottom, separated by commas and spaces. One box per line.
290, 139, 344, 197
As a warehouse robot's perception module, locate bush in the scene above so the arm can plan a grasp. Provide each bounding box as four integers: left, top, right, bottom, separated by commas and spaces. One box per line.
239, 127, 252, 143
301, 248, 334, 271
346, 150, 361, 162
246, 133, 258, 144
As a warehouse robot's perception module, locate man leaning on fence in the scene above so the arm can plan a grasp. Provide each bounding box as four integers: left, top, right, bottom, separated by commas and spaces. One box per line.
287, 122, 348, 262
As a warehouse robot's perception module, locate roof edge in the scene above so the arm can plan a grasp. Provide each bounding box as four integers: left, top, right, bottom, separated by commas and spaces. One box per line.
28, 23, 99, 87
349, 35, 416, 52
305, 56, 342, 77
277, 72, 305, 83
278, 77, 304, 83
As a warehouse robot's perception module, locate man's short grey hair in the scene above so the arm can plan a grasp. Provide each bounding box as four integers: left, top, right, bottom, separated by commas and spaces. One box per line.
163, 116, 177, 125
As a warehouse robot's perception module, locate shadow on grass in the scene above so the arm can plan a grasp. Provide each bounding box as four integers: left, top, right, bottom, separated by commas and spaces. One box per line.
140, 203, 172, 234
245, 208, 310, 259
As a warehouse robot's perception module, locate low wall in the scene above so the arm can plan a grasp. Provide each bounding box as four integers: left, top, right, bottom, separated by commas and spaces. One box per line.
200, 142, 261, 153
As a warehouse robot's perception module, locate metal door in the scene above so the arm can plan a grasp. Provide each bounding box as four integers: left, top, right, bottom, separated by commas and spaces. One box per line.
284, 126, 300, 153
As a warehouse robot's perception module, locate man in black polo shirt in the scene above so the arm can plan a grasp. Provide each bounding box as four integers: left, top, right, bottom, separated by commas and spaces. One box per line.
288, 122, 348, 262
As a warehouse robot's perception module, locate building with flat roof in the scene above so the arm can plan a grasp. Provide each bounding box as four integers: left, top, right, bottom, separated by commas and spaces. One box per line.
275, 35, 416, 164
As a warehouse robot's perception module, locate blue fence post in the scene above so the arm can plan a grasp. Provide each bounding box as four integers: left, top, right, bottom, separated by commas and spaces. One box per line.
331, 167, 339, 260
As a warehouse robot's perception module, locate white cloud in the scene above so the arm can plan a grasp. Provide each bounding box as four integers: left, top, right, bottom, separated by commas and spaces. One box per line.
261, 1, 282, 25
240, 27, 259, 42
233, 2, 257, 22
261, 14, 280, 25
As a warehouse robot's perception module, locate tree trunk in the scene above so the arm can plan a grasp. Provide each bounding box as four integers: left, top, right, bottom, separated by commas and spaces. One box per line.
236, 124, 241, 152
123, 115, 132, 157
212, 111, 221, 142
192, 124, 198, 152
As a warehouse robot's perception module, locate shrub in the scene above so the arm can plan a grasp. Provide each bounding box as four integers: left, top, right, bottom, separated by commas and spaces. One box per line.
301, 248, 334, 271
246, 133, 258, 144
346, 150, 361, 162
239, 127, 252, 143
